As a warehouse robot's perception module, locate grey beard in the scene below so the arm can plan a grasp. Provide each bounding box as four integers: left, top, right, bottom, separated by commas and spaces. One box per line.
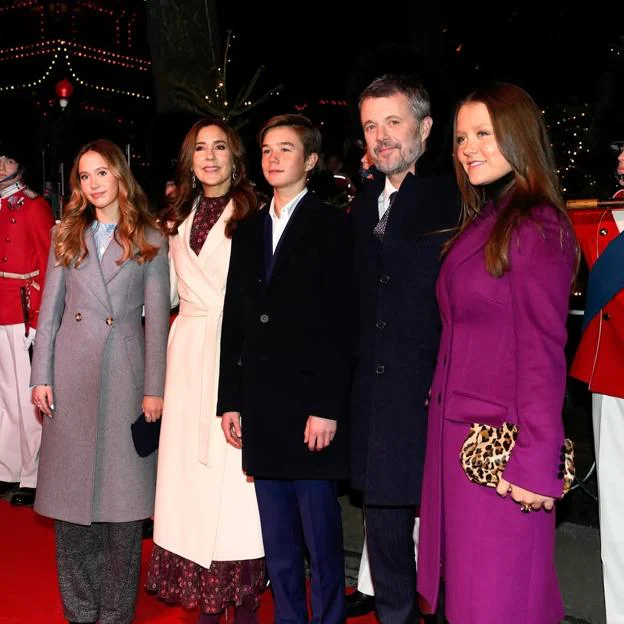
373, 142, 424, 176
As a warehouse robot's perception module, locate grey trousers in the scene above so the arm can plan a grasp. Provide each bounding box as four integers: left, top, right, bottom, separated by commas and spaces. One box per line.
55, 519, 143, 624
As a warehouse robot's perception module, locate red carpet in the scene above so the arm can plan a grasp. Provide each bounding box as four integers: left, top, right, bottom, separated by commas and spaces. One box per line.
0, 501, 377, 623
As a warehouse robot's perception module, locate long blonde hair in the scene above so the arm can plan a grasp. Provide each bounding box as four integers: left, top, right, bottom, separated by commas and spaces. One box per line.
55, 139, 159, 267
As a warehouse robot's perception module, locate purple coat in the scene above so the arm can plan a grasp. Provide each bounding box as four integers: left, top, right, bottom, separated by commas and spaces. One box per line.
417, 204, 576, 624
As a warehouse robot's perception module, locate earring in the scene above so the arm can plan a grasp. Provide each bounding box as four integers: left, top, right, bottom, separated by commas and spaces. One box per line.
231, 165, 237, 182
191, 173, 196, 189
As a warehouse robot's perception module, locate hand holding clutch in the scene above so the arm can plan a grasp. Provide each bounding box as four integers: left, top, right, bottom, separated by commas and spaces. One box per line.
131, 413, 161, 457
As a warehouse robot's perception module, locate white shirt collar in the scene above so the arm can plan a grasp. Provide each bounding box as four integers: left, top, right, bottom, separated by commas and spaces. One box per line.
377, 178, 399, 219
269, 188, 308, 221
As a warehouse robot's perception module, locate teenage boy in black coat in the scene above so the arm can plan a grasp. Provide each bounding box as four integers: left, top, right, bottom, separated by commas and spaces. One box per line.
218, 114, 355, 624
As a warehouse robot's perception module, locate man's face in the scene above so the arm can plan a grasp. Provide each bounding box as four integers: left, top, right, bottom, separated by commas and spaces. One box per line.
360, 93, 432, 177
0, 155, 20, 190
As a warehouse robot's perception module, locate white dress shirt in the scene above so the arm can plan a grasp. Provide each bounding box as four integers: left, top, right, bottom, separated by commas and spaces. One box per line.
269, 188, 308, 252
377, 178, 399, 220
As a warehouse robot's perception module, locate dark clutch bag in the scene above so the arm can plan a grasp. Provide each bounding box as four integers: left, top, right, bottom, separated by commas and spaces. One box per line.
131, 413, 161, 457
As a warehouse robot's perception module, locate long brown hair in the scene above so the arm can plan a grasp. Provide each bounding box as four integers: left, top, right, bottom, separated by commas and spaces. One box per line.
161, 118, 257, 236
451, 83, 573, 277
55, 139, 159, 268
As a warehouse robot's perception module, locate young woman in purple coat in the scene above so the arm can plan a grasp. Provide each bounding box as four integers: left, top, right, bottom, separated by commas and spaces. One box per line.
417, 83, 578, 624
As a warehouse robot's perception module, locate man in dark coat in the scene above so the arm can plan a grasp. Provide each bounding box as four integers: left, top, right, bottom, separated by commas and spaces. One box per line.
349, 74, 460, 623
218, 114, 355, 624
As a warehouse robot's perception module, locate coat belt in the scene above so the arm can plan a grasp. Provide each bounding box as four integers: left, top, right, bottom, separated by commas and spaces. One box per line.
0, 269, 40, 288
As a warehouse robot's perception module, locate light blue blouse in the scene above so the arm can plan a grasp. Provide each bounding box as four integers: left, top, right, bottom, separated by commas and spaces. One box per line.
91, 221, 117, 260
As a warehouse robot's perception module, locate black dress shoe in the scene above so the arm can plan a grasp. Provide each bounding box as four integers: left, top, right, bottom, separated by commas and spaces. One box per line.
0, 480, 19, 495
10, 487, 36, 506
142, 517, 154, 539
346, 590, 375, 618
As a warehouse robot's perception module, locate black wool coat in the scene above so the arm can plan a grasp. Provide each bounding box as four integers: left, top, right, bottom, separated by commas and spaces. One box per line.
350, 172, 460, 506
218, 192, 356, 480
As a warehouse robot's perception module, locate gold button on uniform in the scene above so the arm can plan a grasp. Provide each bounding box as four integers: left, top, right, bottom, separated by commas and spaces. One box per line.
105, 316, 114, 326
75, 312, 82, 321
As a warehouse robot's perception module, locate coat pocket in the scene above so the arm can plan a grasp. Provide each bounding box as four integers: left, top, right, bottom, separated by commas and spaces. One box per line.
124, 335, 145, 389
444, 390, 509, 427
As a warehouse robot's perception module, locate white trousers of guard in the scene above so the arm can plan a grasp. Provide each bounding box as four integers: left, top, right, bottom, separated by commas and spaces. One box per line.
594, 392, 624, 623
357, 517, 420, 596
0, 323, 41, 487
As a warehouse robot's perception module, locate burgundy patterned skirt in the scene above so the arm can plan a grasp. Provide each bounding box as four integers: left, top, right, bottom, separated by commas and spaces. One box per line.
146, 545, 266, 614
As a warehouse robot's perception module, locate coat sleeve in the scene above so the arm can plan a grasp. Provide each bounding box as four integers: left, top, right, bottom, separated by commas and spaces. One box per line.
143, 233, 170, 396
26, 197, 55, 329
306, 211, 357, 421
502, 208, 576, 498
217, 229, 244, 415
30, 226, 66, 386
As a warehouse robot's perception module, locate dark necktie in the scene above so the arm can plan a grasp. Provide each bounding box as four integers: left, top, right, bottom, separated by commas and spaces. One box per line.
373, 191, 397, 240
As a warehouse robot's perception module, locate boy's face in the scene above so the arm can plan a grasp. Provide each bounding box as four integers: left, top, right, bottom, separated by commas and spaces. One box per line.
261, 126, 317, 193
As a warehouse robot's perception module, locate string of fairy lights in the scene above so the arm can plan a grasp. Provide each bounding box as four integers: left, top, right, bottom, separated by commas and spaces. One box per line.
545, 105, 597, 195
0, 39, 151, 99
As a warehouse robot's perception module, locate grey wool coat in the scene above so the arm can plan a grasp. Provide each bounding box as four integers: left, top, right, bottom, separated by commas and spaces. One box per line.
31, 225, 170, 526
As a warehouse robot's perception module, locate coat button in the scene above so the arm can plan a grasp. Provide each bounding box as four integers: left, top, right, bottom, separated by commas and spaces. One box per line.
75, 312, 82, 321
603, 313, 612, 321
4, 238, 10, 243
557, 472, 564, 480
599, 228, 608, 236
1, 257, 7, 262
105, 316, 114, 326
558, 463, 565, 470
260, 314, 270, 324
10, 217, 16, 224
375, 365, 385, 375
379, 274, 391, 285
376, 320, 387, 329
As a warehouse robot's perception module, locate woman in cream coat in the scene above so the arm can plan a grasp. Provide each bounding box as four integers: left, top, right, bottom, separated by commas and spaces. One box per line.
146, 118, 264, 624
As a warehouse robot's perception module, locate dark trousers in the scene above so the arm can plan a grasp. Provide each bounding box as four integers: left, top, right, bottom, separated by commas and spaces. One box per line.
55, 519, 143, 624
365, 505, 418, 624
254, 479, 346, 624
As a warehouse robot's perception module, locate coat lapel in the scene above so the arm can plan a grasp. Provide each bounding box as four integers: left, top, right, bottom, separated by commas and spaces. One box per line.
75, 228, 113, 313
181, 198, 233, 272
197, 201, 234, 265
100, 234, 126, 286
269, 192, 320, 281
443, 212, 495, 274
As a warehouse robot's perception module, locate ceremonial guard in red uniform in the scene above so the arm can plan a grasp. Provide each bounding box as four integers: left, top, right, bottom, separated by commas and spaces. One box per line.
0, 139, 55, 506
570, 140, 624, 623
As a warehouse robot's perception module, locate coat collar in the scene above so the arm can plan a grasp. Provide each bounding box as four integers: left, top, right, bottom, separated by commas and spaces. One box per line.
267, 191, 321, 282
442, 208, 497, 275
179, 197, 234, 268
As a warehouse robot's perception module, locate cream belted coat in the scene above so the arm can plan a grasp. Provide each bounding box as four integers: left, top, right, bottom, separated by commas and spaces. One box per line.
153, 201, 263, 569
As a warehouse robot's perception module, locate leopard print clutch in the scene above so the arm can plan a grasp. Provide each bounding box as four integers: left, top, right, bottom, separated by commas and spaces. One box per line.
460, 422, 575, 497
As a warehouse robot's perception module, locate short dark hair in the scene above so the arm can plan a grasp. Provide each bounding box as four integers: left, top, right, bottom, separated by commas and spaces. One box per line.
258, 114, 322, 159
359, 74, 431, 121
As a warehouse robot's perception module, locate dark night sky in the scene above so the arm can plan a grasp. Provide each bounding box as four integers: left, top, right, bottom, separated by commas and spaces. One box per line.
218, 2, 623, 107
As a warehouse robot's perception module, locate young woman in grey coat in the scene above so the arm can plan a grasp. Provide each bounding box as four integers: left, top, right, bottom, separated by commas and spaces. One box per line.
31, 139, 170, 624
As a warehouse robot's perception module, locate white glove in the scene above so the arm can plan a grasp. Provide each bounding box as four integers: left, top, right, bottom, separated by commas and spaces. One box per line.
23, 327, 36, 350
